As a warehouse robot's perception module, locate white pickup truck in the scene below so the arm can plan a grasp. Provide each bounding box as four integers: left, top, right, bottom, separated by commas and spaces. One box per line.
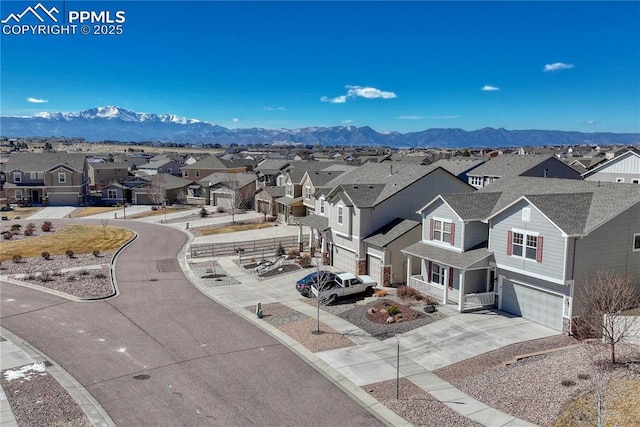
312, 272, 377, 304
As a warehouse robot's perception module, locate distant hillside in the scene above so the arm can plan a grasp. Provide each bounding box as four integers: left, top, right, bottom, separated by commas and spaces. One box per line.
2, 106, 638, 147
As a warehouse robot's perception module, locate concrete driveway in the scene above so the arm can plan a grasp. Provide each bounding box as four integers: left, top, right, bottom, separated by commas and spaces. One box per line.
24, 206, 76, 219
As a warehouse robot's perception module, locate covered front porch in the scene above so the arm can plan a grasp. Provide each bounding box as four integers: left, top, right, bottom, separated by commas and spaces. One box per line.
402, 242, 496, 312
292, 213, 331, 264
276, 196, 305, 224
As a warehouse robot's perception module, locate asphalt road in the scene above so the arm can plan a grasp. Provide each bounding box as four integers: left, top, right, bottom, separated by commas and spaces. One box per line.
1, 220, 382, 426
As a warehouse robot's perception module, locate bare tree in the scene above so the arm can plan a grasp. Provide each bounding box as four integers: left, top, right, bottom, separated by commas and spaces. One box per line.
578, 270, 639, 364
148, 175, 167, 208
100, 218, 109, 239
222, 172, 246, 223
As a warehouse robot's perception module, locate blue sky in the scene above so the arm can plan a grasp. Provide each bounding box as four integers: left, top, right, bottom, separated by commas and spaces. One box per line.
1, 1, 639, 133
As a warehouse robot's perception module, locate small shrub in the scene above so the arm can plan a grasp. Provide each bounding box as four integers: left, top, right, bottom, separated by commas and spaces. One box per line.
65, 249, 74, 258
577, 373, 591, 381
199, 207, 208, 218
287, 248, 300, 259
387, 305, 401, 316
2, 231, 13, 240
275, 242, 285, 257
42, 251, 51, 260
95, 272, 107, 279
66, 275, 77, 282
79, 269, 89, 276
397, 286, 423, 300
560, 379, 576, 387
24, 223, 36, 235
216, 206, 226, 213
39, 272, 52, 282
41, 221, 53, 232
10, 224, 21, 233
12, 254, 22, 263
423, 295, 439, 306
298, 254, 312, 268
93, 249, 100, 257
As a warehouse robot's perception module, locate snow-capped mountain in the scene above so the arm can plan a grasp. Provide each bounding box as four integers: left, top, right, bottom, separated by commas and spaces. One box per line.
1, 106, 638, 147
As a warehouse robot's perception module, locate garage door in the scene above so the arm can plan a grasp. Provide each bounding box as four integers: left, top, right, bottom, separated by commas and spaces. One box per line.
47, 193, 78, 206
257, 200, 270, 215
214, 193, 232, 209
501, 279, 564, 330
367, 254, 382, 286
332, 245, 355, 273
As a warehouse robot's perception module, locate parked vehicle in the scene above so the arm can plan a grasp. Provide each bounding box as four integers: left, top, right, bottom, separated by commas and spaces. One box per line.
295, 270, 337, 297
312, 272, 377, 304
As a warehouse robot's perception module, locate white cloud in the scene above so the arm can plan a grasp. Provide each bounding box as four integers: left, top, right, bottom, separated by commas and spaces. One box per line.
481, 85, 500, 91
321, 85, 397, 104
27, 97, 48, 103
397, 116, 423, 120
583, 120, 597, 125
543, 62, 574, 72
426, 115, 460, 120
341, 119, 352, 124
232, 118, 239, 123
320, 95, 348, 104
263, 106, 286, 111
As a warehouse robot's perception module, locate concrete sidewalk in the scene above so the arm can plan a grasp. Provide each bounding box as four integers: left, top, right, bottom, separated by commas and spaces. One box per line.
183, 252, 555, 427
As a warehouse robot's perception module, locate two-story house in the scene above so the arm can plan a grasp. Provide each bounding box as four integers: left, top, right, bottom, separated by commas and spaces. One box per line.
466, 154, 582, 189
181, 156, 254, 180
582, 149, 640, 184
137, 159, 181, 176
297, 163, 475, 286
404, 177, 640, 332
88, 162, 131, 190
3, 153, 89, 206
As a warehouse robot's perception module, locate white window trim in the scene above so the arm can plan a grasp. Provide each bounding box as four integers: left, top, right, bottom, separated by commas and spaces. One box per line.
510, 228, 539, 261
431, 216, 453, 244
430, 262, 447, 286
522, 208, 531, 222
337, 206, 344, 225
58, 172, 67, 183
13, 172, 21, 183
183, 170, 189, 177
319, 197, 325, 215
469, 176, 483, 187
633, 233, 640, 252
305, 186, 312, 200
30, 172, 37, 179
15, 189, 23, 199
632, 179, 640, 184
616, 177, 625, 183
195, 170, 200, 178
107, 189, 118, 199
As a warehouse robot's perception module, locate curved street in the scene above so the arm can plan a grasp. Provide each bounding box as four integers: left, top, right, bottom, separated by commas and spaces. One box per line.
0, 220, 382, 426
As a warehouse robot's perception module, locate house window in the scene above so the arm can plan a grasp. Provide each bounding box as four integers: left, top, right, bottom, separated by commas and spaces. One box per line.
508, 230, 543, 261
305, 186, 312, 199
616, 178, 625, 183
431, 263, 446, 286
633, 234, 640, 252
30, 172, 37, 179
286, 184, 292, 196
522, 208, 531, 222
183, 170, 189, 178
195, 170, 200, 178
107, 189, 117, 199
37, 172, 43, 179
337, 206, 343, 224
469, 176, 483, 187
430, 219, 455, 245
15, 189, 23, 200
58, 173, 67, 183
632, 179, 640, 184
13, 172, 21, 183
320, 201, 325, 215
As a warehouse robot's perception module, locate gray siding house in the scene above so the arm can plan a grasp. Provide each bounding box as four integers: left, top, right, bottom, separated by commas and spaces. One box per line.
582, 149, 640, 184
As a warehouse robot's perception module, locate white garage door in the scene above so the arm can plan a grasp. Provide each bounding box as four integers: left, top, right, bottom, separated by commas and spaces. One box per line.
333, 245, 355, 273
502, 280, 564, 331
47, 193, 78, 206
367, 254, 382, 286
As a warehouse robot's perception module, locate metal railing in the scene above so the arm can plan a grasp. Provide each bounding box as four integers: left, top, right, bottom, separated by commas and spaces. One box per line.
463, 292, 496, 310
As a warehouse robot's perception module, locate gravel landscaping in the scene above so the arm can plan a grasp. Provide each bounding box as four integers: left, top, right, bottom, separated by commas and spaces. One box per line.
1, 363, 91, 427
189, 261, 240, 287
365, 378, 482, 427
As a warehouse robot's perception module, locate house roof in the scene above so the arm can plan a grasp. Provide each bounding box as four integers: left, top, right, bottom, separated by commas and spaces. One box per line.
467, 154, 556, 178
303, 170, 346, 187
437, 192, 502, 220
256, 186, 286, 198
143, 174, 195, 190
182, 155, 239, 171
430, 158, 486, 177
295, 213, 330, 231
479, 177, 640, 235
88, 162, 129, 170
582, 150, 640, 178
255, 159, 290, 174
324, 163, 441, 208
402, 242, 492, 270
276, 196, 304, 206
139, 159, 176, 169
363, 218, 420, 247
200, 172, 257, 189
5, 153, 86, 173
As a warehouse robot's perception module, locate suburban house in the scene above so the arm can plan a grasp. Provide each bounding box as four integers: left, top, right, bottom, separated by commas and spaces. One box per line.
3, 153, 89, 206
582, 149, 640, 184
254, 159, 291, 187
203, 172, 257, 211
137, 159, 182, 176
181, 156, 252, 180
297, 163, 475, 286
254, 186, 285, 218
132, 174, 198, 205
430, 158, 486, 182
403, 177, 640, 332
299, 170, 348, 216
466, 154, 582, 189
88, 162, 130, 190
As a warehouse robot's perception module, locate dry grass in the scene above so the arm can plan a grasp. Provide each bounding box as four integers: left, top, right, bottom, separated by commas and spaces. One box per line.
200, 223, 272, 235
554, 378, 640, 427
71, 206, 121, 218
0, 225, 134, 261
0, 207, 41, 220
127, 206, 189, 219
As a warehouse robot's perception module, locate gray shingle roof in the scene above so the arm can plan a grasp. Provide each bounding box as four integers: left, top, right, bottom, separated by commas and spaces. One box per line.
201, 172, 257, 188
145, 174, 195, 190
304, 170, 346, 187
257, 186, 285, 198
439, 192, 502, 220
431, 158, 486, 177
295, 213, 330, 231
402, 242, 492, 269
5, 153, 86, 172
182, 155, 228, 170
276, 196, 304, 206
479, 177, 640, 234
363, 218, 420, 247
467, 154, 554, 178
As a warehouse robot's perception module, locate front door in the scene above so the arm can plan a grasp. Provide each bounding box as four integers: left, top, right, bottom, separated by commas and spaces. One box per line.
31, 189, 41, 204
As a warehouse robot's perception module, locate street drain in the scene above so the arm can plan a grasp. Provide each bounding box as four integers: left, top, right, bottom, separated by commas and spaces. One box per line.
149, 278, 158, 282
133, 374, 150, 380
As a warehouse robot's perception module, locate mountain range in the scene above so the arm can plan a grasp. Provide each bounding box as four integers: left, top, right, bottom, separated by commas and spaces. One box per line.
1, 106, 638, 148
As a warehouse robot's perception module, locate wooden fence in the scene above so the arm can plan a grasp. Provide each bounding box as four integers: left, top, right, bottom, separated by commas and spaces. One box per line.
190, 235, 309, 262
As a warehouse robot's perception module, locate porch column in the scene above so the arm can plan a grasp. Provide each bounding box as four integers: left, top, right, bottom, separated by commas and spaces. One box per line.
308, 229, 314, 255
443, 270, 449, 304
406, 255, 412, 287
458, 271, 465, 312
297, 223, 303, 252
